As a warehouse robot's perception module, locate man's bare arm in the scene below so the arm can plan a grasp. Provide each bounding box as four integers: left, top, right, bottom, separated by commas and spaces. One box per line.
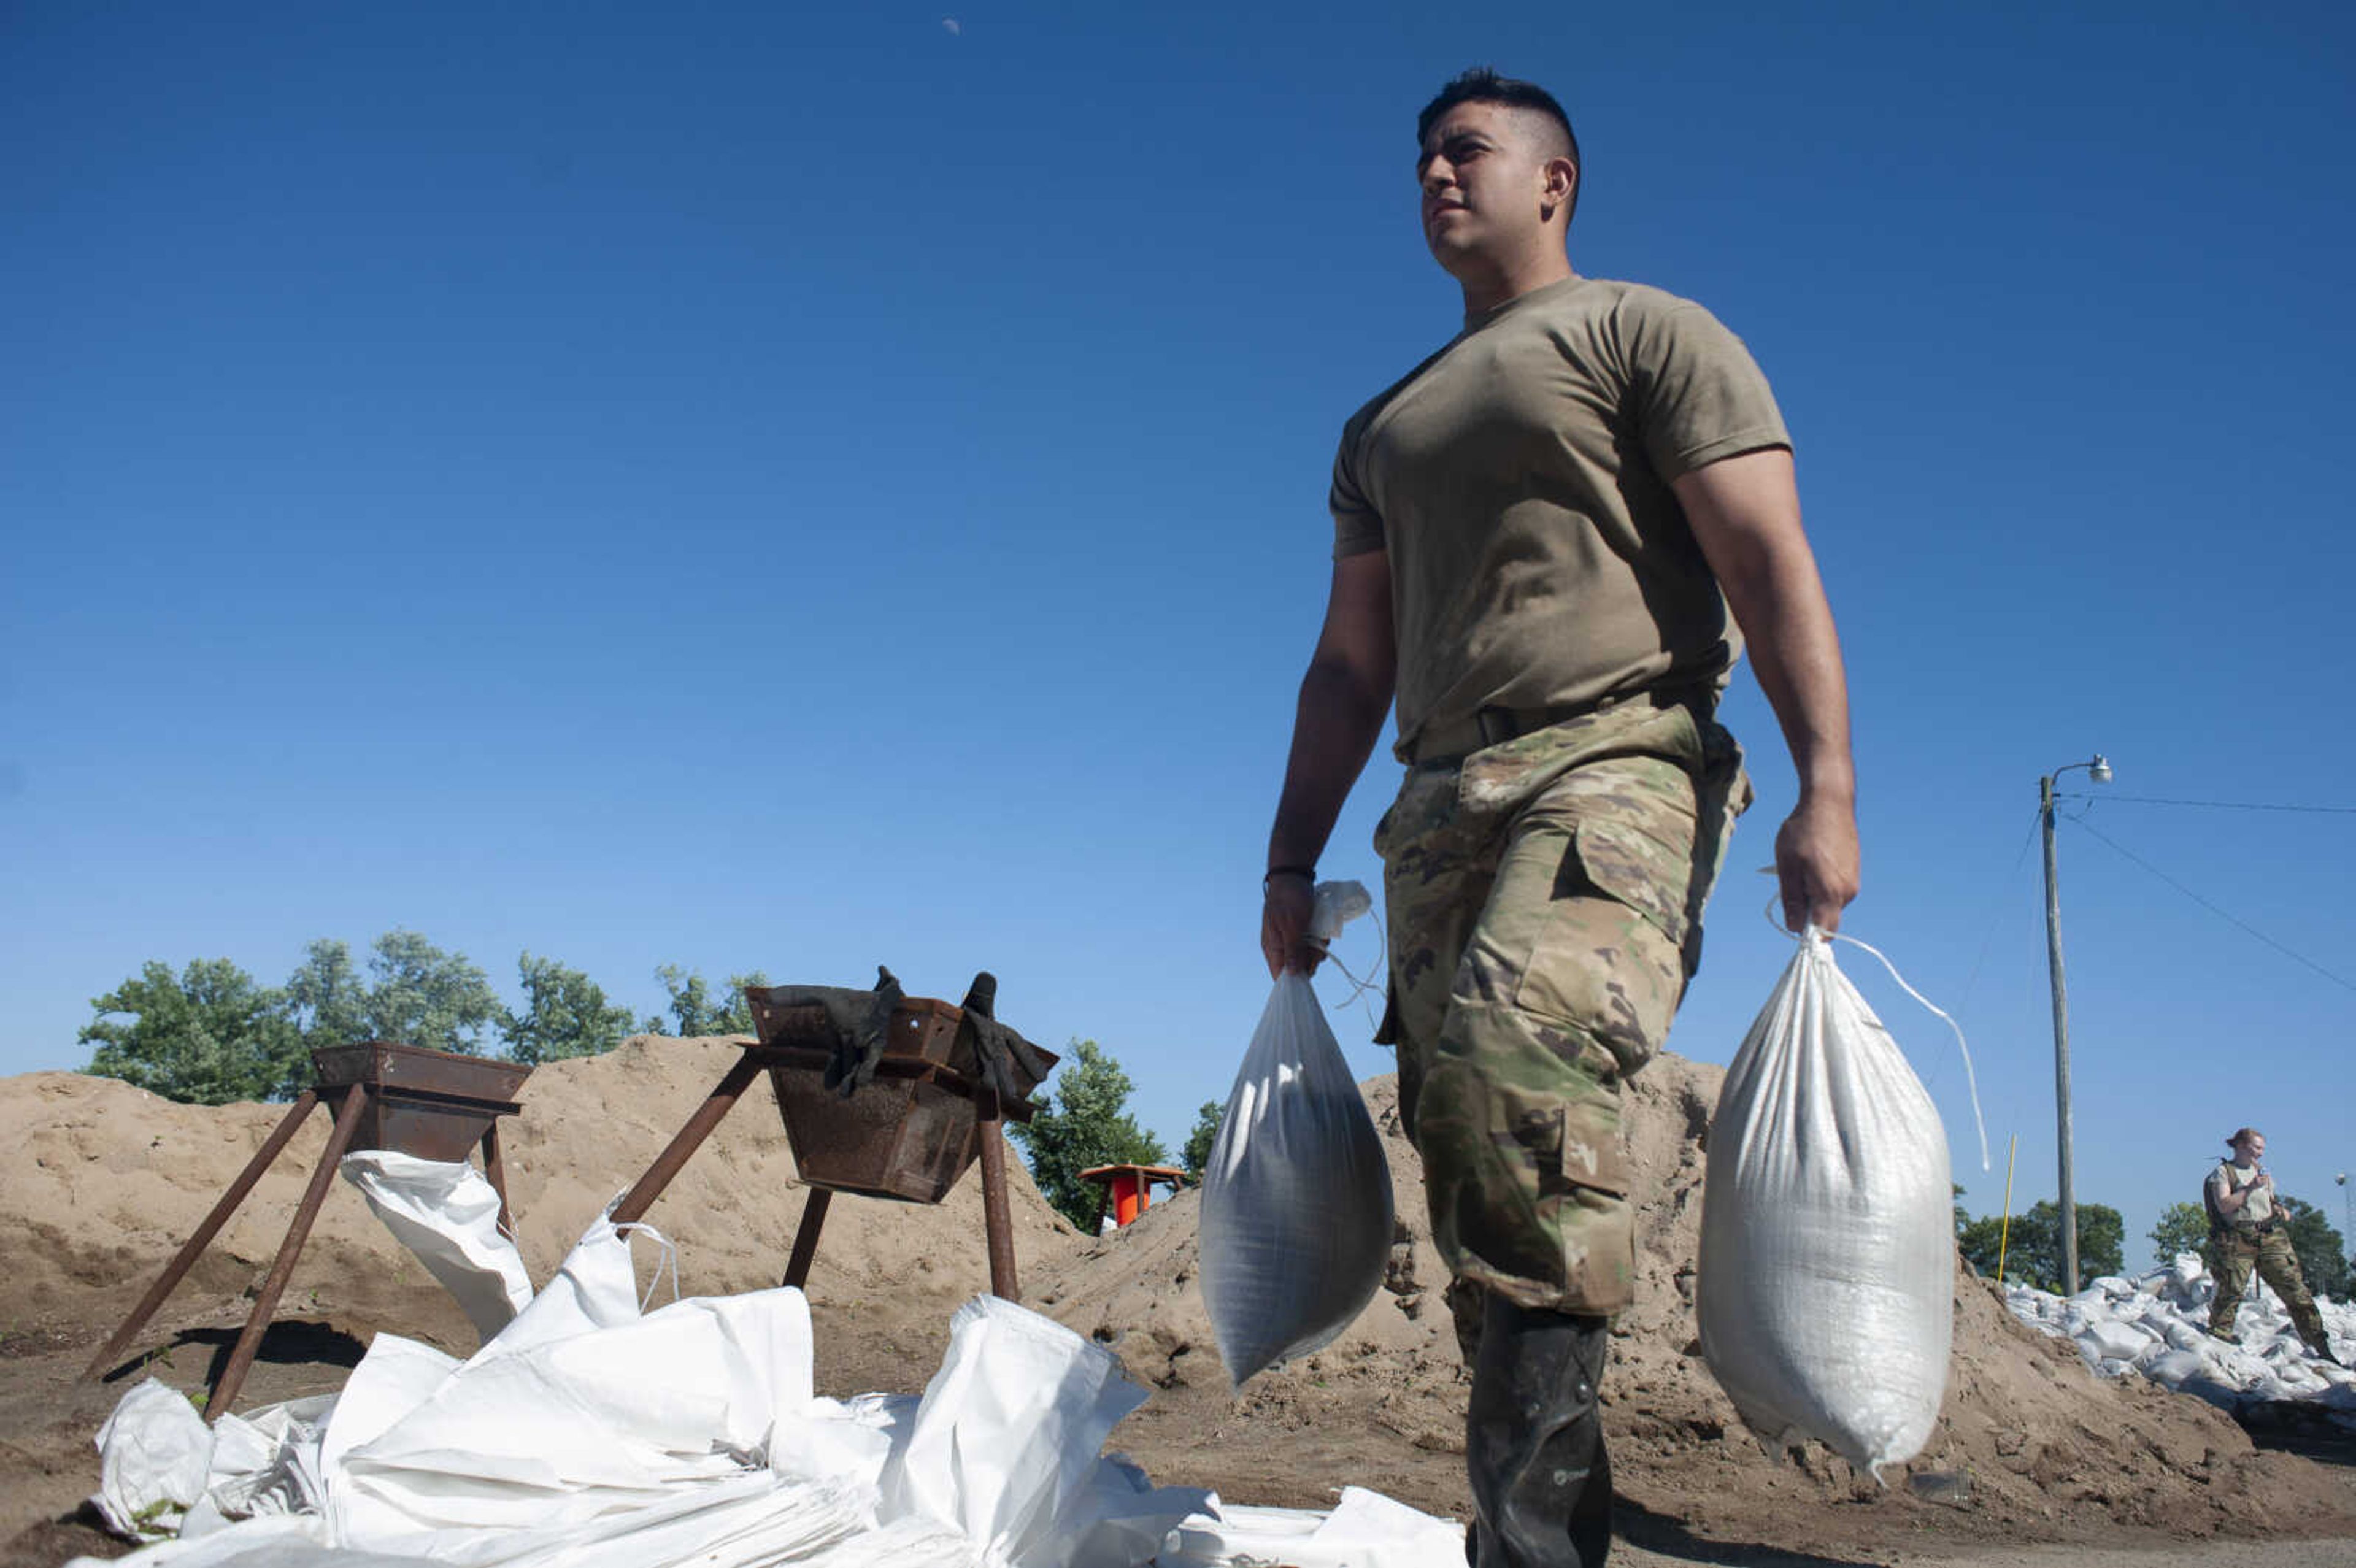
1262, 548, 1396, 976
1673, 447, 1860, 933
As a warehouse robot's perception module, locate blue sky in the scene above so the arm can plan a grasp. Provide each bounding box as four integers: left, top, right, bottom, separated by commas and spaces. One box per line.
6, 2, 2353, 1269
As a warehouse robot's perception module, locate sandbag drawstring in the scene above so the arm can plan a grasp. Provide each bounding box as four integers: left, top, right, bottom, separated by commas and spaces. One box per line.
1763, 893, 1989, 1171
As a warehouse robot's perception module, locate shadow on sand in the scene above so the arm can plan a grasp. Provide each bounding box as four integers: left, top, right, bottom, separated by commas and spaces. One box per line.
2241, 1399, 2356, 1469
97, 1319, 366, 1389
1617, 1497, 1886, 1567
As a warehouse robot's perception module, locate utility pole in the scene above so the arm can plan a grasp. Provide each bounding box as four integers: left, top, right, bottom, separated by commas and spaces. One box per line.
2041, 755, 2110, 1296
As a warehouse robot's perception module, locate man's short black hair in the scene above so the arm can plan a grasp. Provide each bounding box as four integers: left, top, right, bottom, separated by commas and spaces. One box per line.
1418, 67, 1582, 223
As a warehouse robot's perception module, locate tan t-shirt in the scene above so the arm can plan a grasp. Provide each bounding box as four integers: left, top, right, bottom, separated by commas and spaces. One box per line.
1331, 276, 1790, 759
2207, 1161, 2274, 1226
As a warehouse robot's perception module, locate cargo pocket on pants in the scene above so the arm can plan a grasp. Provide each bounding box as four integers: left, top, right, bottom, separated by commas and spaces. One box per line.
1513, 817, 1694, 1077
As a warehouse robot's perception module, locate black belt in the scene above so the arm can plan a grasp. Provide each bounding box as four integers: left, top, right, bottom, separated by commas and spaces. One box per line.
1408, 686, 1708, 764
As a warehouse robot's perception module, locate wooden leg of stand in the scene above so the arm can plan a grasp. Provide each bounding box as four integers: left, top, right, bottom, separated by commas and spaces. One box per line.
977, 1104, 1019, 1304
83, 1091, 321, 1381
207, 1083, 370, 1422
608, 1055, 764, 1226
782, 1189, 832, 1290
481, 1121, 514, 1240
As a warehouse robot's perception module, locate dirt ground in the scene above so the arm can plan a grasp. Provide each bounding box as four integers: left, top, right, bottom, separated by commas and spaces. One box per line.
3, 1040, 2353, 1567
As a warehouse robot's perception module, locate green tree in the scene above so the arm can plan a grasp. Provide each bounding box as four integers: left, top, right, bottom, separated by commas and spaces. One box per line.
2280, 1195, 2352, 1300
713, 971, 770, 1036
2149, 1201, 2211, 1266
650, 966, 771, 1036
502, 952, 637, 1064
1180, 1101, 1223, 1184
282, 938, 368, 1051
80, 959, 307, 1104
1957, 1199, 2125, 1293
361, 929, 499, 1053
650, 966, 715, 1035
1007, 1040, 1168, 1231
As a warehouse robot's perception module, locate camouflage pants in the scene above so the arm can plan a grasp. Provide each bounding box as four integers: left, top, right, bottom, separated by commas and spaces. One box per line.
1376, 699, 1749, 1325
2208, 1227, 2331, 1349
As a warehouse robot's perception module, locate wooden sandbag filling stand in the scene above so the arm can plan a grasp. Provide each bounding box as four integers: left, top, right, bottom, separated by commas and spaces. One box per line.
83, 1042, 530, 1421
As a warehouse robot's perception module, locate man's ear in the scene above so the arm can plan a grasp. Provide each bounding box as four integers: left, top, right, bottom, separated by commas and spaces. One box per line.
1539, 155, 1579, 223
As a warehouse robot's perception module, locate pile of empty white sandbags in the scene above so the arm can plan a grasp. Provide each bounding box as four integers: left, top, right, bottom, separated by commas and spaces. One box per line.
2001, 1251, 2356, 1428
77, 1210, 1463, 1568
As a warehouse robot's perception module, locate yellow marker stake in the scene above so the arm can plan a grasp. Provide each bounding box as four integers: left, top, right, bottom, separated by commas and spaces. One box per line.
1995, 1134, 2019, 1285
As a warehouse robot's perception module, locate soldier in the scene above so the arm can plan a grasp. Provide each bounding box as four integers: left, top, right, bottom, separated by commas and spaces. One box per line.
1259, 69, 1860, 1567
2204, 1128, 2341, 1364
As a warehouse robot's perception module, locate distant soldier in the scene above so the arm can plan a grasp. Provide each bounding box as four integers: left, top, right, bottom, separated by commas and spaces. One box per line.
2204, 1127, 2340, 1364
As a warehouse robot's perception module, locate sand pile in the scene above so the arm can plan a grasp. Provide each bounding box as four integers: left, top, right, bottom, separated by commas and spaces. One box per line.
0, 1036, 1087, 1357
1028, 1056, 2356, 1541
6, 1042, 2356, 1559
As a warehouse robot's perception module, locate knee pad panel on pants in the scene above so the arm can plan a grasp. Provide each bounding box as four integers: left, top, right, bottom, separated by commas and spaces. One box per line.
1416, 1002, 1635, 1315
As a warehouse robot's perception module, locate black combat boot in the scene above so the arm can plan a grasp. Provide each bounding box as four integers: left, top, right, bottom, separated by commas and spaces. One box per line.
1464, 1293, 1612, 1567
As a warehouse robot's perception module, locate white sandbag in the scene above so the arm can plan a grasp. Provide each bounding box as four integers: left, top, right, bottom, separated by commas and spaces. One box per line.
880, 1294, 1207, 1567
64, 1513, 377, 1567
797, 1515, 984, 1567
1160, 1486, 1465, 1567
2163, 1319, 2209, 1351
768, 1393, 915, 1501
468, 1212, 644, 1364
2141, 1348, 2211, 1385
1696, 931, 1956, 1477
1028, 1453, 1204, 1568
1200, 880, 1392, 1388
92, 1378, 215, 1541
1999, 1262, 2355, 1417
334, 1288, 814, 1549
482, 1473, 871, 1568
339, 1152, 533, 1343
182, 1395, 336, 1537
317, 1335, 459, 1501
2078, 1320, 2157, 1364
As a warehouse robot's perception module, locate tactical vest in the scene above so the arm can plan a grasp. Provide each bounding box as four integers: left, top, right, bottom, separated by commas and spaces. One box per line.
2205, 1161, 2274, 1234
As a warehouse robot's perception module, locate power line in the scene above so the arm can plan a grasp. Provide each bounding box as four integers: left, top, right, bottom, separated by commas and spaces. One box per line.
2065, 817, 2356, 996
2055, 792, 2356, 817
1958, 805, 2043, 1017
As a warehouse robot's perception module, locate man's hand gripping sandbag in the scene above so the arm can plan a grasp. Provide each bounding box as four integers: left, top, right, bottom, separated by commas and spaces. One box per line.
1202, 881, 1393, 1389
1698, 928, 1984, 1478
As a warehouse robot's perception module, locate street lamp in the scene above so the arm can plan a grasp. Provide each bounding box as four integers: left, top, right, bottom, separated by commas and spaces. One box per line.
2042, 753, 2111, 1295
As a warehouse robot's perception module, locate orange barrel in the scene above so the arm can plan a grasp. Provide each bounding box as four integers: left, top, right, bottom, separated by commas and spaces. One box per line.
1113, 1170, 1145, 1226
